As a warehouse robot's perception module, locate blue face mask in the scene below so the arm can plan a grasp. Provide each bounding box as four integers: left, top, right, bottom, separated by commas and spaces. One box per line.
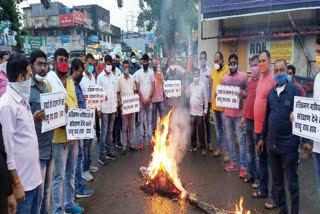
287, 74, 293, 82
87, 65, 94, 73
274, 73, 288, 85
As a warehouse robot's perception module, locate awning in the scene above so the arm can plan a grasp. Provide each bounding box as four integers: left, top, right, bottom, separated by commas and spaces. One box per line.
201, 0, 320, 21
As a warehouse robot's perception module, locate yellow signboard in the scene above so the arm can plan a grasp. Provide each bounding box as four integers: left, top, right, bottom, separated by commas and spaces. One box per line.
269, 39, 293, 63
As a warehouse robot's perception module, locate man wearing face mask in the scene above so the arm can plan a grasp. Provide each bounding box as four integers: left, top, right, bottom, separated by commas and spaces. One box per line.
209, 52, 230, 161
115, 54, 123, 73
186, 68, 208, 156
29, 50, 54, 214
46, 48, 84, 214
252, 50, 276, 211
222, 53, 248, 177
258, 59, 311, 214
286, 64, 305, 96
135, 54, 155, 150
117, 60, 138, 154
199, 51, 213, 151
96, 55, 118, 165
0, 51, 9, 97
0, 54, 42, 214
241, 55, 260, 188
80, 54, 96, 97
129, 52, 140, 75
69, 59, 95, 199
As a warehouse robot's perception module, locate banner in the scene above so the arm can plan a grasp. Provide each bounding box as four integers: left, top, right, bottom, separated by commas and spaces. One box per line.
216, 85, 240, 109
86, 86, 105, 109
59, 14, 73, 27
73, 10, 85, 25
202, 0, 320, 20
66, 108, 95, 140
122, 94, 140, 115
164, 80, 181, 98
23, 36, 47, 55
292, 96, 320, 142
269, 39, 293, 64
40, 92, 66, 133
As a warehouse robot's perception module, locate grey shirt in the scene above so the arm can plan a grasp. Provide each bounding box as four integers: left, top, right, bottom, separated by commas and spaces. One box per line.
29, 79, 53, 160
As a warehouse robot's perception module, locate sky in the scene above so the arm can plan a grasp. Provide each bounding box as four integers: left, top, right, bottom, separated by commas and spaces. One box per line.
19, 0, 141, 30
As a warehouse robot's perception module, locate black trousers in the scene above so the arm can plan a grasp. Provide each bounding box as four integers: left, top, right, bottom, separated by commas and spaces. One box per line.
0, 193, 8, 214
190, 115, 206, 149
95, 109, 100, 141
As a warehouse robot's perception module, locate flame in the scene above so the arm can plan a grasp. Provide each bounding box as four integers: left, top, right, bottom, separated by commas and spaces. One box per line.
146, 110, 187, 198
235, 197, 251, 214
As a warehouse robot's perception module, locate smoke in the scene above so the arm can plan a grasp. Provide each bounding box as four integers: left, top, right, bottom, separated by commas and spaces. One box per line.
168, 106, 191, 165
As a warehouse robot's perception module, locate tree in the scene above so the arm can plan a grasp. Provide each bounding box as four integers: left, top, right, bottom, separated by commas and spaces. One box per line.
136, 0, 197, 57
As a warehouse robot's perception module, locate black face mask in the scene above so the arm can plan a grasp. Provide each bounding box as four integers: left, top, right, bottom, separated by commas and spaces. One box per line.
143, 63, 149, 71
115, 62, 120, 68
152, 65, 157, 71
112, 63, 116, 71
75, 73, 83, 83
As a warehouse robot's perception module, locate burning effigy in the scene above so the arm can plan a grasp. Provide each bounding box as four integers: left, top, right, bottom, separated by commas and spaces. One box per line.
139, 110, 251, 214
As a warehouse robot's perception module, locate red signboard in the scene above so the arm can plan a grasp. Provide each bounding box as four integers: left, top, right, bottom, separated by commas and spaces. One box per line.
59, 14, 73, 27
73, 10, 84, 25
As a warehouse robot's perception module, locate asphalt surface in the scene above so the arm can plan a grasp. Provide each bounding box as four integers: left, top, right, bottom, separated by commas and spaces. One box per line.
79, 131, 320, 214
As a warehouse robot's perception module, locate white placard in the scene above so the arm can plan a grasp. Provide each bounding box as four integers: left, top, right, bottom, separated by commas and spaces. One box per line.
164, 80, 181, 98
122, 94, 140, 115
216, 85, 240, 109
292, 96, 320, 142
66, 108, 95, 140
86, 86, 105, 109
40, 92, 66, 133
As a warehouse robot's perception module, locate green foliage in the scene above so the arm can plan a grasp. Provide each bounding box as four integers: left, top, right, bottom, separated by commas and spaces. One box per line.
0, 0, 21, 32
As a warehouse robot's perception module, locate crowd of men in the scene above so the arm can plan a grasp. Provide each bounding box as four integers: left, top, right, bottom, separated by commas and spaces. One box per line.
0, 34, 320, 214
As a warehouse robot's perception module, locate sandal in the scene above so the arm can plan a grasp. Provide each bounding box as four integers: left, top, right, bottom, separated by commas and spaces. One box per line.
264, 200, 277, 210
251, 191, 268, 198
251, 181, 259, 189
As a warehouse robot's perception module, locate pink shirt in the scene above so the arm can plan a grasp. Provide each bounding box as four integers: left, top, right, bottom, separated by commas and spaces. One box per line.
222, 71, 248, 117
244, 77, 259, 120
254, 71, 276, 133
0, 86, 42, 191
0, 70, 7, 97
152, 72, 164, 103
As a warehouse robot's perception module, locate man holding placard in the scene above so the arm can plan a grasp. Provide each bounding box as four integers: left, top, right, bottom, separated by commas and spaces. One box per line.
29, 50, 54, 214
117, 60, 138, 154
135, 54, 155, 150
96, 55, 118, 165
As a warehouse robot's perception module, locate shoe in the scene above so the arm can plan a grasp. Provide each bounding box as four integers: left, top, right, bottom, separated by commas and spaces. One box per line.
188, 147, 197, 152
116, 143, 123, 149
225, 162, 238, 172
89, 165, 99, 173
201, 149, 207, 156
76, 188, 95, 199
121, 147, 127, 155
213, 148, 222, 157
82, 171, 94, 182
223, 152, 231, 163
139, 143, 144, 150
251, 181, 260, 189
98, 158, 108, 165
239, 168, 247, 179
65, 205, 84, 214
106, 153, 117, 160
264, 200, 277, 210
208, 144, 214, 151
129, 146, 137, 151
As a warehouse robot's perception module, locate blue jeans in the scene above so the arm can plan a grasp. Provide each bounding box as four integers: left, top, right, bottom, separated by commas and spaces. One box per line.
39, 159, 53, 214
83, 139, 92, 172
75, 140, 85, 193
52, 142, 78, 214
17, 185, 41, 214
122, 113, 135, 148
139, 102, 152, 144
269, 149, 299, 214
205, 105, 212, 145
224, 116, 247, 168
212, 110, 228, 152
113, 107, 122, 144
99, 113, 115, 159
246, 119, 259, 180
314, 152, 320, 193
152, 101, 165, 133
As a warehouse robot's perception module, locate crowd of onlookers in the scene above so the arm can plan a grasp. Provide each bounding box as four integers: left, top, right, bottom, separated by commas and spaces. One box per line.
0, 35, 320, 214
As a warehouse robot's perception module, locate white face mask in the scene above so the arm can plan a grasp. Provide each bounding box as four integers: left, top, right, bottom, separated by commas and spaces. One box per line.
0, 62, 7, 74
201, 60, 206, 66
131, 58, 136, 64
105, 65, 112, 73
193, 76, 200, 83
9, 78, 31, 102
35, 74, 47, 82
214, 63, 220, 70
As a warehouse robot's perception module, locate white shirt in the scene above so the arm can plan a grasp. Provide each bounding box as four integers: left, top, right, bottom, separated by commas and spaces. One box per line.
135, 68, 155, 100
97, 71, 117, 113
80, 72, 96, 96
199, 65, 212, 99
0, 87, 42, 191
186, 81, 208, 116
112, 67, 122, 79
276, 84, 286, 97
313, 72, 320, 153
